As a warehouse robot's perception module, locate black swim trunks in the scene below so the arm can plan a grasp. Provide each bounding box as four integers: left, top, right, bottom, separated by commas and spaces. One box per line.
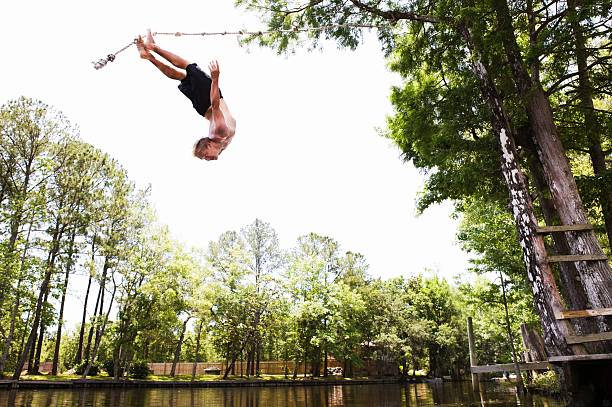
178, 63, 223, 117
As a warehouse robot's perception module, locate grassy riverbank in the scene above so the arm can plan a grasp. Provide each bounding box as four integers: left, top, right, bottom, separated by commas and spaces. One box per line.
6, 373, 378, 382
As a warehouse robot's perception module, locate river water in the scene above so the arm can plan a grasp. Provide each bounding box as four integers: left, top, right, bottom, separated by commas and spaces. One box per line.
0, 382, 564, 407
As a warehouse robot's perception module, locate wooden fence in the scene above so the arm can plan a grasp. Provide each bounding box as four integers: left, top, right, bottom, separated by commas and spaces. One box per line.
28, 360, 396, 376
149, 360, 345, 376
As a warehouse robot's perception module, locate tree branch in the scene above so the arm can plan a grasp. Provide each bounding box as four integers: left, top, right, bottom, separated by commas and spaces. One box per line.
348, 0, 441, 24
546, 55, 612, 95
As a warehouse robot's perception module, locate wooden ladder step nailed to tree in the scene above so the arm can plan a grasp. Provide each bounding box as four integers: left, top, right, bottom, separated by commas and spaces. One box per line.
536, 223, 609, 263
565, 332, 612, 345
556, 308, 612, 320
535, 224, 594, 234
547, 254, 609, 263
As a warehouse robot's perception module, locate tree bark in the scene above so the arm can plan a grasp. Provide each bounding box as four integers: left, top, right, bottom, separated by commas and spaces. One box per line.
191, 320, 204, 381
170, 316, 191, 377
491, 0, 612, 339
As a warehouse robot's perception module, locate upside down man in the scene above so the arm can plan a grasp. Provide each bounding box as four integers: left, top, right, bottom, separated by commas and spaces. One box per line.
136, 29, 237, 160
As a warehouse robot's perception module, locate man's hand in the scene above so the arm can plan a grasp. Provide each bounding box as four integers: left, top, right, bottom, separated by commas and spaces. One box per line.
209, 60, 220, 80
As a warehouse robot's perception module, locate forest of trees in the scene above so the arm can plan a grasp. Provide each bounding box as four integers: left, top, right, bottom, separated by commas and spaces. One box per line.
1, 97, 538, 381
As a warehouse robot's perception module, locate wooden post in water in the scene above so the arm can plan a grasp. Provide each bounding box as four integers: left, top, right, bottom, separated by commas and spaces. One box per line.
467, 317, 480, 391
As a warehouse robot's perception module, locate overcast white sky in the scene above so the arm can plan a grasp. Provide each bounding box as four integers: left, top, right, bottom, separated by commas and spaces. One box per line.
1, 0, 472, 326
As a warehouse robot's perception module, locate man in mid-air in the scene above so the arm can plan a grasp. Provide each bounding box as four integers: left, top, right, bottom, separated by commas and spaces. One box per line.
136, 30, 236, 161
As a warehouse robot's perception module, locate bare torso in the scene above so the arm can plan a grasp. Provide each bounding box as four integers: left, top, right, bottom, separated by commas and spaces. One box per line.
208, 99, 236, 138
205, 99, 236, 157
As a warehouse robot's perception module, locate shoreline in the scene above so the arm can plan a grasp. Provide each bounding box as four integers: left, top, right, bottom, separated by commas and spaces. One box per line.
0, 377, 403, 390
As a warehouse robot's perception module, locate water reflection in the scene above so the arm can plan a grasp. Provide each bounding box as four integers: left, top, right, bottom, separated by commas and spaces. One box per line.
0, 382, 564, 407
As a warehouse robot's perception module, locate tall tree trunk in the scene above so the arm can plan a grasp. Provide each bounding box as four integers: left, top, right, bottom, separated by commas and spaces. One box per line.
250, 348, 255, 376
191, 320, 204, 381
491, 0, 612, 338
324, 349, 328, 377
256, 343, 261, 377
17, 309, 31, 363
83, 278, 103, 365
246, 348, 252, 377
31, 287, 50, 374
459, 21, 579, 356
567, 0, 612, 250
170, 316, 191, 377
75, 236, 96, 366
93, 258, 109, 350
51, 231, 77, 375
293, 357, 299, 379
83, 278, 116, 378
27, 332, 36, 374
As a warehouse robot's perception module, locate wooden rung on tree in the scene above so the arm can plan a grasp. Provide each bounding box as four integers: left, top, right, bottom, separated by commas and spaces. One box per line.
549, 353, 612, 363
556, 308, 612, 320
547, 254, 609, 263
565, 332, 612, 344
470, 361, 551, 374
535, 224, 593, 234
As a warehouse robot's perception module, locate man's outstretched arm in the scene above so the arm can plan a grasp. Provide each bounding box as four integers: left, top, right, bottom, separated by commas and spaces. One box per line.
208, 60, 227, 129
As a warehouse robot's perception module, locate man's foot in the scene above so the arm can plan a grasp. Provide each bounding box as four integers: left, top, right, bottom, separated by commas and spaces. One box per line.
136, 36, 152, 60
144, 29, 156, 52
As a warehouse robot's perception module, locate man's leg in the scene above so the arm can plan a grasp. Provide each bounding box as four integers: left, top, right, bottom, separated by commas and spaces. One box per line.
144, 30, 190, 70
136, 36, 186, 80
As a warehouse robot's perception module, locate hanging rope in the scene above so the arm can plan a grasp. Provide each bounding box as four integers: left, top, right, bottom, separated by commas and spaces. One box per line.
92, 23, 384, 70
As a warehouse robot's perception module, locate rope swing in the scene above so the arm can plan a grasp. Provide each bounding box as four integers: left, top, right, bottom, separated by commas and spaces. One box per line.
92, 24, 384, 70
